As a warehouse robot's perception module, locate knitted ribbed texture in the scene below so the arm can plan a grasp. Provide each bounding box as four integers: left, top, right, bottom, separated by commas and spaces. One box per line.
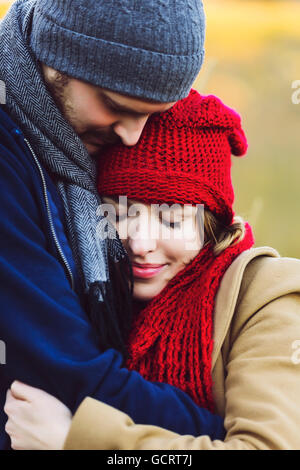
29, 0, 206, 102
125, 224, 254, 411
98, 90, 248, 225
97, 89, 253, 409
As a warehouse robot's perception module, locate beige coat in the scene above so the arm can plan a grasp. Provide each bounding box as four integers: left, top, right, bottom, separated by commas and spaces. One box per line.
64, 247, 300, 450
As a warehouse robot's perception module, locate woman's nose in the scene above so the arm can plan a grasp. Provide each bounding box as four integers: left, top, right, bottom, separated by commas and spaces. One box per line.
113, 115, 149, 146
127, 218, 158, 256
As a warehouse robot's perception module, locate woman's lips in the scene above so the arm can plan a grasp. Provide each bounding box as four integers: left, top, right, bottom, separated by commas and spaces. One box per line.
131, 263, 167, 279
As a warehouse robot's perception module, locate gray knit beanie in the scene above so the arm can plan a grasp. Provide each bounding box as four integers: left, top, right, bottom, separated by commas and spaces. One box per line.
29, 0, 206, 102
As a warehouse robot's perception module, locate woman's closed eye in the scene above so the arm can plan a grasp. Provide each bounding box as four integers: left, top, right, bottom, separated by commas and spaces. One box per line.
160, 218, 182, 229
115, 212, 128, 222
116, 212, 182, 229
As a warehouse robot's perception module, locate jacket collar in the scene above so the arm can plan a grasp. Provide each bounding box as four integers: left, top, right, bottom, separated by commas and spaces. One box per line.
212, 246, 279, 369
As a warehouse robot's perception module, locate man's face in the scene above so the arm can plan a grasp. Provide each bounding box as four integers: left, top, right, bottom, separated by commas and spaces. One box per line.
41, 64, 176, 156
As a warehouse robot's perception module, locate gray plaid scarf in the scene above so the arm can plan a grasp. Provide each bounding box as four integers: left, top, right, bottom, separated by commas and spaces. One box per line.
0, 0, 132, 354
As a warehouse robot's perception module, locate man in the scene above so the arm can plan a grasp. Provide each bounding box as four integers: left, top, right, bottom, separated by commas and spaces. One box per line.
0, 0, 225, 450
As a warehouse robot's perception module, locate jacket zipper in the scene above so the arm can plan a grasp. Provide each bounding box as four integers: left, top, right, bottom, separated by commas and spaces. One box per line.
23, 137, 75, 291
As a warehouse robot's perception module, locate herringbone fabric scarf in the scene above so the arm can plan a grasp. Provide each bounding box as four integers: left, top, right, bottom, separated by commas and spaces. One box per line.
0, 0, 132, 354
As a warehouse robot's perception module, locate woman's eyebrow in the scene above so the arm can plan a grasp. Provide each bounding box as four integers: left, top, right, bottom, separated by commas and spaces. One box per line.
156, 206, 191, 219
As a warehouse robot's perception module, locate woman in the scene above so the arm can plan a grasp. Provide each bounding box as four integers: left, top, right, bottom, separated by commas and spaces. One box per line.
4, 90, 300, 450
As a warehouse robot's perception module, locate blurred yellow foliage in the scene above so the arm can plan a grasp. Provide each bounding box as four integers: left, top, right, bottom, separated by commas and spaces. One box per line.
0, 1, 12, 18
204, 0, 300, 57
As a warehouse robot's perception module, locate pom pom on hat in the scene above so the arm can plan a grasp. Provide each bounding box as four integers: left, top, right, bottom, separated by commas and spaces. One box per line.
227, 127, 248, 156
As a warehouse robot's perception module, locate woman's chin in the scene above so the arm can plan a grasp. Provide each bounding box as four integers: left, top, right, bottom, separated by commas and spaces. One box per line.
133, 292, 156, 303
132, 283, 164, 303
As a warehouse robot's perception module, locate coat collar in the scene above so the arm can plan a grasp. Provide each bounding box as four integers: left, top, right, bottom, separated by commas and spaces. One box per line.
212, 246, 280, 369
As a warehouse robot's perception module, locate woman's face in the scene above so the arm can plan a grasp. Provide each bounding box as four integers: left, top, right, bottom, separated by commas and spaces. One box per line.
102, 196, 204, 302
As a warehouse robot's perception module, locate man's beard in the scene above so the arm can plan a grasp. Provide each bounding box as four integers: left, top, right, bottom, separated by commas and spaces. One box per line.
44, 71, 121, 156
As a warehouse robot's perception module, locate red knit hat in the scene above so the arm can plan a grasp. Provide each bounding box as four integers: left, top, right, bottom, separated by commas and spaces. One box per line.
98, 89, 248, 225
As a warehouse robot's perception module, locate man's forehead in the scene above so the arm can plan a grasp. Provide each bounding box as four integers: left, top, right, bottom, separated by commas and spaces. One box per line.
100, 88, 176, 115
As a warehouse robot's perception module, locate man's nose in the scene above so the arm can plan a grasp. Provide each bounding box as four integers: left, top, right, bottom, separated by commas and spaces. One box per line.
113, 115, 149, 146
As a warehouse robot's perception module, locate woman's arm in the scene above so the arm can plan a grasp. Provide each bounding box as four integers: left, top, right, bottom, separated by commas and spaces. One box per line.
5, 293, 300, 450
0, 136, 224, 447
63, 291, 300, 450
5, 258, 300, 450
4, 382, 72, 451
4, 379, 224, 450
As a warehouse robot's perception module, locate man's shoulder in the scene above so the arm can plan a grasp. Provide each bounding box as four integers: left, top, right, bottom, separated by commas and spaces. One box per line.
0, 105, 50, 226
0, 105, 36, 179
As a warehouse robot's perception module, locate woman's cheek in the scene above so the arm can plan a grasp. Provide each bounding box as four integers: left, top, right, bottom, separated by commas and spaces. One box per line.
180, 218, 203, 252
116, 219, 128, 241
163, 228, 201, 268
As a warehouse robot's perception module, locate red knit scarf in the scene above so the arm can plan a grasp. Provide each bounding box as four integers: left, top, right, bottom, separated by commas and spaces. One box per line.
125, 223, 254, 412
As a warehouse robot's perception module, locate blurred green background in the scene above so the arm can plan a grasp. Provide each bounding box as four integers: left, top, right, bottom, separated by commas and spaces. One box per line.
1, 0, 300, 256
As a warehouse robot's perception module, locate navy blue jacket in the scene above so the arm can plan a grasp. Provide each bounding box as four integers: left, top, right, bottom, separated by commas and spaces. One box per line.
0, 106, 225, 449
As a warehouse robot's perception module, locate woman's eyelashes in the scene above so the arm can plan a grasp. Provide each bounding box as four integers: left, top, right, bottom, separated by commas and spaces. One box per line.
160, 218, 182, 229
115, 212, 127, 222
115, 211, 182, 229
